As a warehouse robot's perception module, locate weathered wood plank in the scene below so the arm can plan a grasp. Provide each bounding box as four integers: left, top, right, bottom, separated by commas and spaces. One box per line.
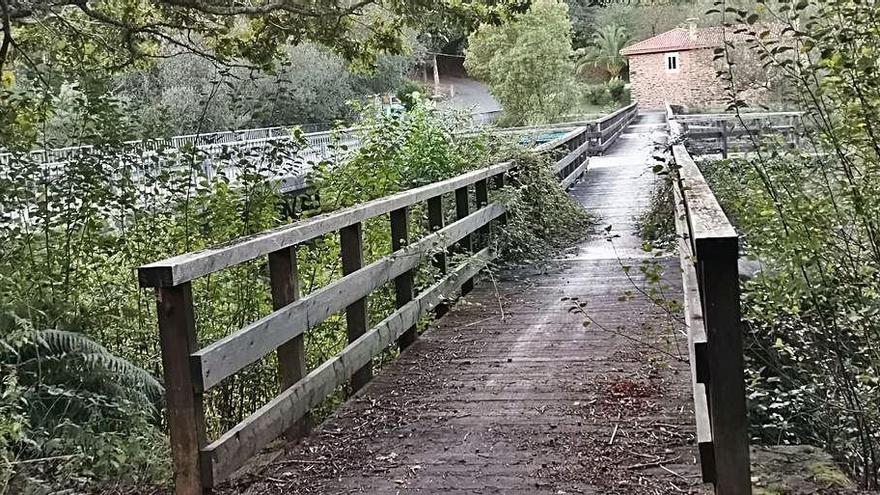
697, 236, 751, 495
474, 180, 489, 249
268, 246, 308, 440
553, 138, 591, 174
193, 203, 506, 391
391, 207, 416, 350
560, 158, 589, 190
672, 179, 714, 482
427, 195, 449, 317
455, 186, 474, 295
674, 142, 750, 493
204, 248, 495, 483
341, 222, 371, 392
673, 144, 737, 242
156, 283, 209, 494
138, 162, 514, 288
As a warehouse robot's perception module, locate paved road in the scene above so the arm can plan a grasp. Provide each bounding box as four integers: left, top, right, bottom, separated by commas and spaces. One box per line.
222, 113, 708, 494
441, 76, 501, 114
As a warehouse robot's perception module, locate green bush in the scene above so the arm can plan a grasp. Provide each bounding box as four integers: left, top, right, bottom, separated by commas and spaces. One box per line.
395, 80, 429, 111
606, 78, 628, 104
581, 83, 612, 106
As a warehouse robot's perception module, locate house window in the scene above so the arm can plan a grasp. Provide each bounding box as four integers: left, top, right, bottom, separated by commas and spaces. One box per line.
666, 52, 680, 72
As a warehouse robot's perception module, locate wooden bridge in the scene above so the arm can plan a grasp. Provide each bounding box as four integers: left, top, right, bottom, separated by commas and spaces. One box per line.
139, 104, 764, 494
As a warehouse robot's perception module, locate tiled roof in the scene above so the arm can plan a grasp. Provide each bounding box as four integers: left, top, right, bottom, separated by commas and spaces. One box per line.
620, 26, 759, 56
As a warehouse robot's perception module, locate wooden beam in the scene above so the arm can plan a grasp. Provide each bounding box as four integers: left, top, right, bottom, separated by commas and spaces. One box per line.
673, 178, 715, 483
697, 236, 751, 495
427, 195, 448, 317
554, 138, 591, 174
474, 180, 489, 249
192, 203, 506, 391
674, 142, 750, 493
391, 207, 416, 350
340, 222, 371, 392
203, 249, 495, 483
268, 246, 308, 440
138, 161, 514, 288
455, 186, 474, 295
156, 283, 209, 494
560, 158, 589, 190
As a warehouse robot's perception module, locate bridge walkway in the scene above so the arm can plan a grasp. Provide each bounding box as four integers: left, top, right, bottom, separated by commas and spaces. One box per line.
223, 112, 707, 494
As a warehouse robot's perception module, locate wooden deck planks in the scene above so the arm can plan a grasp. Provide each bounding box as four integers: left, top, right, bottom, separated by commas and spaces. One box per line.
220, 112, 709, 495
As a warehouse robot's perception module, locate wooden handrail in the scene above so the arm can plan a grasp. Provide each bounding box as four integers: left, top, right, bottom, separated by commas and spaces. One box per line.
671, 120, 752, 494
139, 103, 638, 495
138, 161, 514, 287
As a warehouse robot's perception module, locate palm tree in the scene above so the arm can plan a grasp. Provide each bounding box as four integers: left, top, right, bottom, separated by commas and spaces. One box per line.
576, 25, 631, 81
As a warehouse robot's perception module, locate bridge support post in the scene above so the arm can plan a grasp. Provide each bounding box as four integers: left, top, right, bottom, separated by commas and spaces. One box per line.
268, 246, 309, 440
697, 237, 751, 495
391, 207, 416, 350
340, 222, 372, 392
155, 283, 210, 495
427, 195, 449, 317
475, 179, 489, 248
455, 185, 474, 295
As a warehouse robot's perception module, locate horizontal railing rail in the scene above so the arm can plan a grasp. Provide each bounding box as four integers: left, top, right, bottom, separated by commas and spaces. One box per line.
667, 104, 803, 159
669, 118, 752, 494
139, 103, 636, 495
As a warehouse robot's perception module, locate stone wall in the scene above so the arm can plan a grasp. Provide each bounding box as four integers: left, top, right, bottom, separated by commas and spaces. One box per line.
627, 49, 727, 109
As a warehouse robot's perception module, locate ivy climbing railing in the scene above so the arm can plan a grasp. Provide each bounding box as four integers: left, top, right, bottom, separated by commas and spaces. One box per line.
138, 103, 638, 495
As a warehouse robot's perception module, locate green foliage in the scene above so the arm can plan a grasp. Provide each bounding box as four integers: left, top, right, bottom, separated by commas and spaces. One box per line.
113, 42, 418, 138
2, 0, 516, 78
0, 316, 169, 492
395, 80, 429, 111
702, 1, 880, 485
606, 78, 629, 104
576, 24, 631, 81
493, 152, 594, 262
464, 0, 577, 125
635, 169, 675, 251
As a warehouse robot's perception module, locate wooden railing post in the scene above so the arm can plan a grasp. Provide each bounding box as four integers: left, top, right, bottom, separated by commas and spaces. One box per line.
268, 246, 308, 440
390, 207, 416, 350
475, 179, 489, 248
156, 283, 209, 494
340, 222, 372, 392
427, 195, 449, 317
696, 236, 751, 495
455, 185, 474, 295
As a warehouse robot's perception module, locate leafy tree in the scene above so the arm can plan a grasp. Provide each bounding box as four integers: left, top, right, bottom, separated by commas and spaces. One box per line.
576, 24, 631, 80
465, 0, 577, 124
0, 0, 522, 80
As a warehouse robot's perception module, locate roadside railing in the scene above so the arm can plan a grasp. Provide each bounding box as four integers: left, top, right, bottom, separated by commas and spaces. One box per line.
137, 104, 636, 495
666, 103, 803, 158
669, 118, 752, 494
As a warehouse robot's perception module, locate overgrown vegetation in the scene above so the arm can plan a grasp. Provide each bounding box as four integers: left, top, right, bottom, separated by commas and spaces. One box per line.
686, 0, 880, 488
0, 79, 591, 491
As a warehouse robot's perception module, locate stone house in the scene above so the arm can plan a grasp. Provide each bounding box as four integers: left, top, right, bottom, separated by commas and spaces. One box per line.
620, 25, 757, 109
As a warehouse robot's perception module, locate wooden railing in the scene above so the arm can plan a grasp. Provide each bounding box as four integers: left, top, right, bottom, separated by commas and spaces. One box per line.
667, 103, 803, 158
138, 103, 637, 495
585, 102, 638, 153
669, 119, 752, 494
